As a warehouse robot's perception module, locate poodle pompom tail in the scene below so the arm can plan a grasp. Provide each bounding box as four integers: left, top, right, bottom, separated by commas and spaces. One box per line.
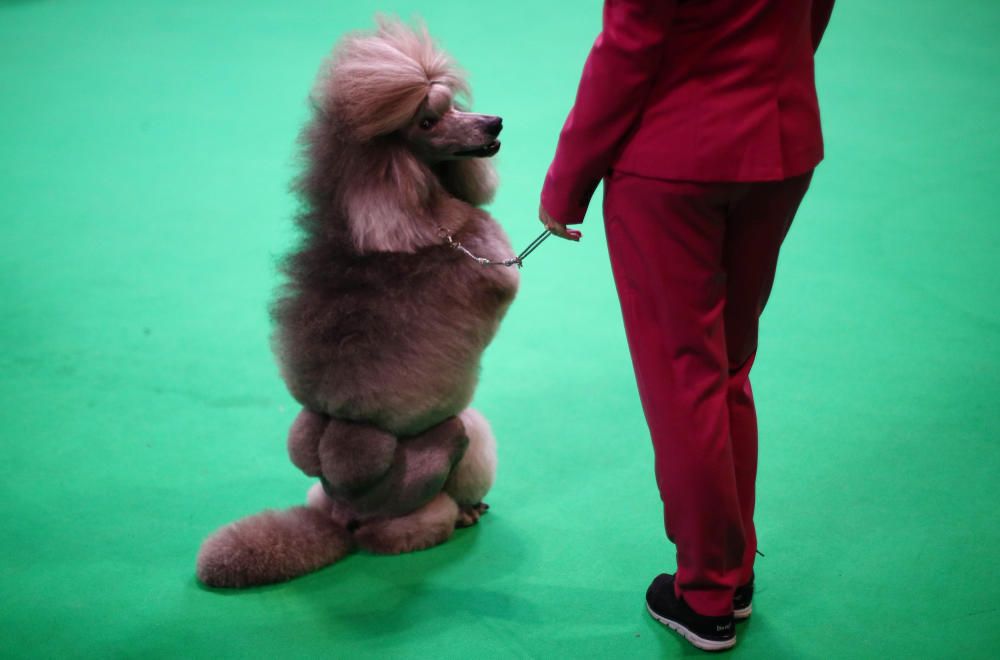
196, 506, 353, 588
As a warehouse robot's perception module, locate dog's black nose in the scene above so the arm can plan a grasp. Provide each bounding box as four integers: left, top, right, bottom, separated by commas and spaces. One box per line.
485, 116, 503, 137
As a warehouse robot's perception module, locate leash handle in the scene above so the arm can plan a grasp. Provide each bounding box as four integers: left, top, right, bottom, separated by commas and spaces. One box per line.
515, 230, 552, 265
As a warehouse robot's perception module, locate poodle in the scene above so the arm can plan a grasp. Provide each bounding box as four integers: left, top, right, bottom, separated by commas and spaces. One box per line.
195, 17, 519, 588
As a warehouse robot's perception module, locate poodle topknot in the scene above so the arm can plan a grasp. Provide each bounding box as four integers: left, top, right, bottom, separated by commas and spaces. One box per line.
318, 17, 470, 141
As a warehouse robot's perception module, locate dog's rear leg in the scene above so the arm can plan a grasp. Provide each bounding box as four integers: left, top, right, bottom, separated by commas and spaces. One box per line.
353, 493, 459, 555
196, 506, 354, 588
444, 408, 497, 527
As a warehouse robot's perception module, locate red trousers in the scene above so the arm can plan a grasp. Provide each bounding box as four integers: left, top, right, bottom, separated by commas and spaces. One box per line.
603, 170, 813, 616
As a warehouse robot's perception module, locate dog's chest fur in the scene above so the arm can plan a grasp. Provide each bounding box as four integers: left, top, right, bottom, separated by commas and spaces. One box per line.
274, 211, 518, 435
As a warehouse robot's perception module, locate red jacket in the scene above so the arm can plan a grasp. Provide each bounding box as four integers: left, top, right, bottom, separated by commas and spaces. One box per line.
541, 0, 835, 224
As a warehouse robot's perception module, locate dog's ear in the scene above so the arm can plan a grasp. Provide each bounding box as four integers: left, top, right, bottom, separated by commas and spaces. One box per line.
438, 158, 498, 207
342, 142, 442, 254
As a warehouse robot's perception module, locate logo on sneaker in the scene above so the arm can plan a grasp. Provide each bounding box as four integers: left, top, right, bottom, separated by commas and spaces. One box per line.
716, 623, 732, 632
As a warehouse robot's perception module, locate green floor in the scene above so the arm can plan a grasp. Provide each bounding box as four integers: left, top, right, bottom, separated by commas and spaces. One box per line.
2, 1, 998, 657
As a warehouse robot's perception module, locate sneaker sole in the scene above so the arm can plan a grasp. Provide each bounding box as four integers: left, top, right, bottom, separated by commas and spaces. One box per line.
645, 602, 736, 652
734, 603, 752, 620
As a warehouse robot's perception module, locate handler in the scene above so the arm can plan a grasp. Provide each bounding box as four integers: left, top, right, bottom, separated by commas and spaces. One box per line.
539, 0, 834, 651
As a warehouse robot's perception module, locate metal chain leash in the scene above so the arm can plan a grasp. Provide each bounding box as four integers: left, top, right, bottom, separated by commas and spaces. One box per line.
443, 229, 552, 268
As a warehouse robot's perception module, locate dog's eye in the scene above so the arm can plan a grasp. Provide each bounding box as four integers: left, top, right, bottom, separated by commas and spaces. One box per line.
419, 118, 437, 130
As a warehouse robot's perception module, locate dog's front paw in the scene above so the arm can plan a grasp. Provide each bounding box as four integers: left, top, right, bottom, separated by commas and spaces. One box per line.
456, 502, 489, 528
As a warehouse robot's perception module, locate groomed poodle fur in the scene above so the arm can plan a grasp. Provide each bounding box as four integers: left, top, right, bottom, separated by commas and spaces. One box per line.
196, 17, 519, 588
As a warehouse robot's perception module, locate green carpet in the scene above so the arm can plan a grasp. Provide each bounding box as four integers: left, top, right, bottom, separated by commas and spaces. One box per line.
2, 1, 998, 657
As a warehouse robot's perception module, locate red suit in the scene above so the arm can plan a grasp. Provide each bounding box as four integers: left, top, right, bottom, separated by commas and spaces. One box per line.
541, 0, 834, 616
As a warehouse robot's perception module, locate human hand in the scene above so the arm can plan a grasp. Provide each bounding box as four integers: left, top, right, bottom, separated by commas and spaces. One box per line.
539, 203, 582, 241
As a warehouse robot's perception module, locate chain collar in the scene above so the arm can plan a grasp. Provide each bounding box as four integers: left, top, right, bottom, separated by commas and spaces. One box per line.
440, 228, 551, 269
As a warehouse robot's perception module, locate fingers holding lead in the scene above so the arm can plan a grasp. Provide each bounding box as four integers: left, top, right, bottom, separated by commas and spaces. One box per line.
547, 222, 582, 241
538, 203, 582, 242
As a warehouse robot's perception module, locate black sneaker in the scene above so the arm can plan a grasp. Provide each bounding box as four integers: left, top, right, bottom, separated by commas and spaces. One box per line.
645, 574, 736, 651
733, 573, 754, 620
